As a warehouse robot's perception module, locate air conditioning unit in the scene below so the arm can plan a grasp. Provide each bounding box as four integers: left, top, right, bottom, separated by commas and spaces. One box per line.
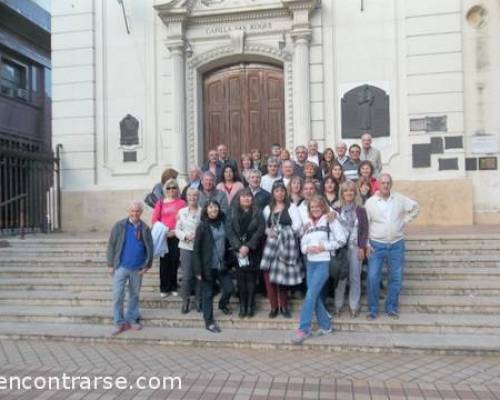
16, 88, 29, 101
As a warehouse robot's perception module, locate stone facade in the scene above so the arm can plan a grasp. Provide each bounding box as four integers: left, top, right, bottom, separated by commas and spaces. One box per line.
51, 0, 500, 231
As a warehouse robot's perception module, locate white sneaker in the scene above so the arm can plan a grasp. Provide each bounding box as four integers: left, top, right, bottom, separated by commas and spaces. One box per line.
314, 328, 333, 337
171, 291, 178, 297
160, 292, 168, 298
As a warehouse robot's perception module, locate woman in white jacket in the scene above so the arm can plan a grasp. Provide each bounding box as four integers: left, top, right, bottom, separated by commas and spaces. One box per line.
175, 188, 202, 313
292, 195, 348, 344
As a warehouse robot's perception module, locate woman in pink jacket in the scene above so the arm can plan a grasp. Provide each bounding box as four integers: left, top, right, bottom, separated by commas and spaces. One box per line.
152, 178, 186, 297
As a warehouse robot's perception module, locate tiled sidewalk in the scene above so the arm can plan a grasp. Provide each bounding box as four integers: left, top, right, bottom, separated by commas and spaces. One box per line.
1, 340, 500, 399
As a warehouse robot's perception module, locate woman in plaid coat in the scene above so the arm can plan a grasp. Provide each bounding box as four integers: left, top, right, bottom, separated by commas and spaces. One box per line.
260, 181, 303, 319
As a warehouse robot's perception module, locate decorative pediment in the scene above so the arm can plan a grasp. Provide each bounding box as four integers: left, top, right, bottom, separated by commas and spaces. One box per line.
155, 0, 318, 22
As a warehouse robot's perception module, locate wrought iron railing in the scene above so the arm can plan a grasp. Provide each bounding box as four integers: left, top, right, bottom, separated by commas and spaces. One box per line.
0, 142, 61, 236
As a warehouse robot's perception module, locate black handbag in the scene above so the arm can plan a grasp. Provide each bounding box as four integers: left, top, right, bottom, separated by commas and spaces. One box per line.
144, 192, 159, 208
326, 223, 350, 288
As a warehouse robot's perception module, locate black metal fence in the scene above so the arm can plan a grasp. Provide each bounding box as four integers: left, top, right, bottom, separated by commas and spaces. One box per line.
0, 141, 61, 236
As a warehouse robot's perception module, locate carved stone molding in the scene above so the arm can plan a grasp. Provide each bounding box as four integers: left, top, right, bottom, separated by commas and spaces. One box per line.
186, 43, 293, 167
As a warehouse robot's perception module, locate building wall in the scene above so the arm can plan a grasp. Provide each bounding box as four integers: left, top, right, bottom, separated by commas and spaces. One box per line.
51, 0, 499, 231
52, 0, 96, 189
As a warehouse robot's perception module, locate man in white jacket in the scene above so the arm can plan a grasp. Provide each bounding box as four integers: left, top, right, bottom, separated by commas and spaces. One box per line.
365, 173, 419, 320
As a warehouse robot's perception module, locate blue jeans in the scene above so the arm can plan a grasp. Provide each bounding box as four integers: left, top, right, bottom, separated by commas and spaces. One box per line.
298, 260, 332, 333
112, 267, 142, 326
367, 239, 405, 315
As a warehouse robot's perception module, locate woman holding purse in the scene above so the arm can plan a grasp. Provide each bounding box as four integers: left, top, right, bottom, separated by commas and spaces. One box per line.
292, 195, 347, 344
225, 188, 265, 318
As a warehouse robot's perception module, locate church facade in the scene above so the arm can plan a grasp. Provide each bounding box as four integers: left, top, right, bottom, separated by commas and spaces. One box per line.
51, 0, 500, 231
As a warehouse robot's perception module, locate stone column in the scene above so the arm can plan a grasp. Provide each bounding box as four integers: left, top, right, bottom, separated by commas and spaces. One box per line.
166, 41, 187, 177
292, 31, 312, 147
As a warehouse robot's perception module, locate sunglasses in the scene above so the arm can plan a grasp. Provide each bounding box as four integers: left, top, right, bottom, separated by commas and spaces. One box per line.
166, 187, 177, 190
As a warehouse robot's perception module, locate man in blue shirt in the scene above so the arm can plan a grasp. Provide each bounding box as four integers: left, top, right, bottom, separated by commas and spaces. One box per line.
107, 200, 153, 336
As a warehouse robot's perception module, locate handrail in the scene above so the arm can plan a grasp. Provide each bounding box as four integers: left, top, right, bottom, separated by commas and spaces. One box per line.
0, 193, 27, 208
0, 194, 27, 239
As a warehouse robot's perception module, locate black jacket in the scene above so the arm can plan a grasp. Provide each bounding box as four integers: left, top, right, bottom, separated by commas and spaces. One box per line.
225, 205, 265, 271
192, 218, 227, 280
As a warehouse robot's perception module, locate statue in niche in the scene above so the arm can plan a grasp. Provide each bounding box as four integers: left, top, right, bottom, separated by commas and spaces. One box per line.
120, 114, 140, 146
357, 85, 374, 131
341, 84, 390, 139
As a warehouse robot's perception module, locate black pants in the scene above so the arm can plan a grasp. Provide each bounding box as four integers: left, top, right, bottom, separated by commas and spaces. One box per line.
236, 268, 257, 310
159, 237, 180, 293
201, 269, 234, 327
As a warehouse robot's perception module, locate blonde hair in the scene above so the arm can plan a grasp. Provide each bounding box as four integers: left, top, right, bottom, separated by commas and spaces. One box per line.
337, 180, 363, 208
163, 178, 180, 198
307, 194, 329, 218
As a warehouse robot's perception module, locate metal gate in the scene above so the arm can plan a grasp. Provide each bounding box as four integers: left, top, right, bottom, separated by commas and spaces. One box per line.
0, 141, 61, 236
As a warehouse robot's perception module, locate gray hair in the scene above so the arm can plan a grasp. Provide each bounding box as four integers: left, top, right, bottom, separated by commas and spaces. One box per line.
267, 156, 280, 166
248, 169, 262, 178
128, 200, 144, 212
361, 133, 372, 141
336, 141, 347, 149
201, 171, 216, 180
282, 160, 294, 169
188, 164, 201, 174
379, 172, 392, 184
295, 145, 307, 152
186, 187, 200, 198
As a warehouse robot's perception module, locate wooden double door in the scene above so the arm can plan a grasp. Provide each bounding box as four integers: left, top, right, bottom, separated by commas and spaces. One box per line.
203, 63, 285, 160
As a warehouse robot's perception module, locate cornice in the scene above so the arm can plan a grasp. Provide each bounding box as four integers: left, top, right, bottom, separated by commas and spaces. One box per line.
188, 8, 289, 24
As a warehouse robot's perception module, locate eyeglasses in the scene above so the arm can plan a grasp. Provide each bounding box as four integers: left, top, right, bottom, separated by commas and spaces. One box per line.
166, 187, 177, 190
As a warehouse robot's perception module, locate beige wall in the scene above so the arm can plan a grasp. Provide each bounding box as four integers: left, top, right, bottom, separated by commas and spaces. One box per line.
393, 179, 473, 226
62, 178, 475, 233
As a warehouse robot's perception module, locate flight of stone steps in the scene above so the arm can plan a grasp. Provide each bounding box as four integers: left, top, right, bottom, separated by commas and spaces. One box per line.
1, 233, 500, 354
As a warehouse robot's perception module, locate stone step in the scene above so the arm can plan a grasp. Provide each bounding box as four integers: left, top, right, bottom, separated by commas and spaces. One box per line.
0, 321, 499, 355
0, 290, 499, 313
2, 305, 500, 335
3, 245, 500, 256
2, 277, 500, 296
2, 254, 499, 266
2, 266, 499, 280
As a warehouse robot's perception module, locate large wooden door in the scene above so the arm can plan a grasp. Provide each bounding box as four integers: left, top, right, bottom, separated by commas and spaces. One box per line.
203, 63, 284, 160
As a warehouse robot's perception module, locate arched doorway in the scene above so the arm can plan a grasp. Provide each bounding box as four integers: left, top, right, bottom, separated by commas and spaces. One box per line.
203, 63, 285, 160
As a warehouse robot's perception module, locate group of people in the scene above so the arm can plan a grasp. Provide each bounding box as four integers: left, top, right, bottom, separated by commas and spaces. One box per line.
107, 133, 420, 344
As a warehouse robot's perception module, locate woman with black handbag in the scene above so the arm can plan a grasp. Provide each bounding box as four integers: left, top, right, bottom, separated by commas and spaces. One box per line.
225, 188, 265, 318
333, 180, 369, 318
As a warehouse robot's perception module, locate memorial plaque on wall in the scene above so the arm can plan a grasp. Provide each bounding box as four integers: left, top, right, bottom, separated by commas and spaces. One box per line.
479, 157, 497, 170
120, 114, 140, 146
341, 85, 390, 139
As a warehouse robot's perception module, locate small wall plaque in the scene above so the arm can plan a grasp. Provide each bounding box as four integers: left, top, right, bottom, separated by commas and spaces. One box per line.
465, 158, 478, 171
445, 136, 463, 149
438, 158, 459, 171
410, 116, 447, 132
123, 151, 137, 162
412, 143, 431, 168
479, 157, 497, 170
430, 137, 444, 154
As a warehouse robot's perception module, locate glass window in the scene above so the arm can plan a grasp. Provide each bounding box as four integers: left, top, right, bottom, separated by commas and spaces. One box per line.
1, 59, 26, 89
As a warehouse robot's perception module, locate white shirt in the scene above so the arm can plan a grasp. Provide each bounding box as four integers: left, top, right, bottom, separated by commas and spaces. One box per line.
365, 192, 420, 244
262, 203, 302, 234
300, 214, 348, 262
261, 174, 281, 193
307, 153, 320, 166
